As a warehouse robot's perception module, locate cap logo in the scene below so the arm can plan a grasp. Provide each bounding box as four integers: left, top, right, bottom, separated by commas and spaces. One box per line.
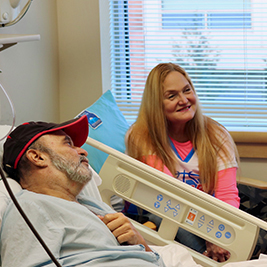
78, 110, 102, 129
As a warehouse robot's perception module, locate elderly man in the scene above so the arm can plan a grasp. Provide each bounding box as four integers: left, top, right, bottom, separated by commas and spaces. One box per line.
0, 115, 165, 267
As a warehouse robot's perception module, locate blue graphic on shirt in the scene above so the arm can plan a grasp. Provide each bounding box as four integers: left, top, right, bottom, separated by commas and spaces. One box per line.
169, 138, 204, 191
175, 170, 201, 189
176, 170, 199, 180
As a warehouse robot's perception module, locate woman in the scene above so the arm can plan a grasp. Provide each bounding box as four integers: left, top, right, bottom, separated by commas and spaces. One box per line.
125, 63, 240, 262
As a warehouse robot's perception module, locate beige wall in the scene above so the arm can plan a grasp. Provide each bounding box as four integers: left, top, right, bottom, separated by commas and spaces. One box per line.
0, 0, 103, 124
57, 0, 103, 121
0, 0, 59, 125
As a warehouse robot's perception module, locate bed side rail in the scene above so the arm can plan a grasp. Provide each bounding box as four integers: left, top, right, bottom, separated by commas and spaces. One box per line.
86, 137, 266, 267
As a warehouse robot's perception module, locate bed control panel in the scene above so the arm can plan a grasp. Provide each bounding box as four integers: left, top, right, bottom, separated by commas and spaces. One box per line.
185, 208, 234, 244
132, 182, 235, 244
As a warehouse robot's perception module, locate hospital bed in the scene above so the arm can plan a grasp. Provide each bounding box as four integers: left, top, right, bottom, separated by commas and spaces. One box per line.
85, 136, 267, 267
1, 123, 267, 267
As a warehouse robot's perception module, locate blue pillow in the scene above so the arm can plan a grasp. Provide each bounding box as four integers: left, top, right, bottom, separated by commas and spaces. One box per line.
77, 90, 129, 173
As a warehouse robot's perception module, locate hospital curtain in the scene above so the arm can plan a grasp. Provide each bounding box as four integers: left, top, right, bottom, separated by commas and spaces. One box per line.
107, 0, 267, 131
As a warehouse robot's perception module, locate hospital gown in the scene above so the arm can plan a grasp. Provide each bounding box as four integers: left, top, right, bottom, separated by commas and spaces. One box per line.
0, 190, 165, 267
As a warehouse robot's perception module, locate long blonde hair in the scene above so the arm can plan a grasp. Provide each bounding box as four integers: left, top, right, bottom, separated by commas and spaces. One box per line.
126, 63, 239, 194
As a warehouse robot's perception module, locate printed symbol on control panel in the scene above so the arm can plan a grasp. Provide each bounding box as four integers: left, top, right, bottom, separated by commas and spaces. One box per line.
207, 219, 214, 232
166, 200, 180, 211
225, 232, 232, 239
186, 208, 198, 226
154, 201, 161, 209
207, 227, 212, 233
157, 194, 163, 201
166, 200, 180, 217
187, 212, 196, 222
200, 215, 205, 221
198, 223, 203, 228
218, 224, 225, 231
215, 231, 222, 238
198, 215, 205, 228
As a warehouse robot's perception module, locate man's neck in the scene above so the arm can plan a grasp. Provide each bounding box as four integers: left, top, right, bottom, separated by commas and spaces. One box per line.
25, 185, 79, 202
20, 173, 84, 202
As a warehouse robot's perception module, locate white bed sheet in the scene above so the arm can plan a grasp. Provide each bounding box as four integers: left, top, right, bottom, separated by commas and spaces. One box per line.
152, 244, 267, 267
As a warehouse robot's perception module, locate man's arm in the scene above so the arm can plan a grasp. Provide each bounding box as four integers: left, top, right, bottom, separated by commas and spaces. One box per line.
98, 212, 152, 252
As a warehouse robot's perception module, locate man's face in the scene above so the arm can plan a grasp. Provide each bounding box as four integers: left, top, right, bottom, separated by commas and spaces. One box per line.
39, 131, 92, 184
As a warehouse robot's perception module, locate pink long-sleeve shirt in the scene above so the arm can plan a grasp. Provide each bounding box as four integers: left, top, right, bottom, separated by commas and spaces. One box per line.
144, 138, 240, 208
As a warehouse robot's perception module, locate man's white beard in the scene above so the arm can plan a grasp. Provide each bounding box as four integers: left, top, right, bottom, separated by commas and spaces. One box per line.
49, 152, 92, 184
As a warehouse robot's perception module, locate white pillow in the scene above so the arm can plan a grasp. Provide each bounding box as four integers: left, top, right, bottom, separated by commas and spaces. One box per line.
0, 125, 14, 171
0, 125, 22, 227
0, 178, 22, 226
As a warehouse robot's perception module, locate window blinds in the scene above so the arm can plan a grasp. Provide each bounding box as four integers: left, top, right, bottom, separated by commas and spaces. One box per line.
108, 0, 267, 131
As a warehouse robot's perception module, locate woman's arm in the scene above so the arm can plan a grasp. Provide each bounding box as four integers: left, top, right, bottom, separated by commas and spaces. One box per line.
143, 154, 173, 177
215, 167, 240, 208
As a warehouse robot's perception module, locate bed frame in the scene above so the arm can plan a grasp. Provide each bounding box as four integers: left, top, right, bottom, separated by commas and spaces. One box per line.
86, 137, 267, 267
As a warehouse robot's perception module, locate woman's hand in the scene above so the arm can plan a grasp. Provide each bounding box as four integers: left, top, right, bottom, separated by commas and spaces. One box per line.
98, 212, 152, 252
203, 241, 230, 262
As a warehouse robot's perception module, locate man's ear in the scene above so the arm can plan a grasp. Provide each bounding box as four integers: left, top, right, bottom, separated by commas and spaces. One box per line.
25, 149, 49, 168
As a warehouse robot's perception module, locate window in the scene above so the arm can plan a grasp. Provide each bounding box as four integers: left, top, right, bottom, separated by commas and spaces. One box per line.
101, 0, 267, 132
162, 13, 205, 29
207, 13, 251, 29
162, 12, 251, 30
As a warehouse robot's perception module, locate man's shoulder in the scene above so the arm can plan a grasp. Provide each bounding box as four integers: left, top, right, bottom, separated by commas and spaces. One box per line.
4, 190, 85, 220
7, 190, 57, 212
13, 190, 74, 210
16, 189, 39, 199
17, 190, 53, 200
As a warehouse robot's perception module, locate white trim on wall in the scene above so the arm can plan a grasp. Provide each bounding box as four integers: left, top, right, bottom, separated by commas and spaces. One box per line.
99, 0, 112, 94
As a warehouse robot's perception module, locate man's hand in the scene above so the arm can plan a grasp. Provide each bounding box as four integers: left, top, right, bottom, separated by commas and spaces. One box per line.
98, 212, 152, 252
203, 241, 230, 262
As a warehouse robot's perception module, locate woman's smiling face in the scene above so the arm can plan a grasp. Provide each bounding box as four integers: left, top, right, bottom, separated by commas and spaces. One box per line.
163, 71, 197, 127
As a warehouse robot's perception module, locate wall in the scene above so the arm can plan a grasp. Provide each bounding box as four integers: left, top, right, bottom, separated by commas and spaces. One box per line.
0, 0, 103, 124
0, 0, 59, 125
56, 0, 103, 122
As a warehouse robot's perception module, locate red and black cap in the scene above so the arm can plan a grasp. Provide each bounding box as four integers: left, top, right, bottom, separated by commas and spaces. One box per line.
3, 115, 89, 179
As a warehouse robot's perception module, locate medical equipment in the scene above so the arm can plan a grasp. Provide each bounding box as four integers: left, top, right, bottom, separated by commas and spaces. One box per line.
0, 34, 40, 54
0, 0, 33, 27
86, 136, 267, 267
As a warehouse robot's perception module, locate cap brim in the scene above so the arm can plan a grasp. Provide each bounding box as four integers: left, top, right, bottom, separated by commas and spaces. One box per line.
51, 115, 89, 147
